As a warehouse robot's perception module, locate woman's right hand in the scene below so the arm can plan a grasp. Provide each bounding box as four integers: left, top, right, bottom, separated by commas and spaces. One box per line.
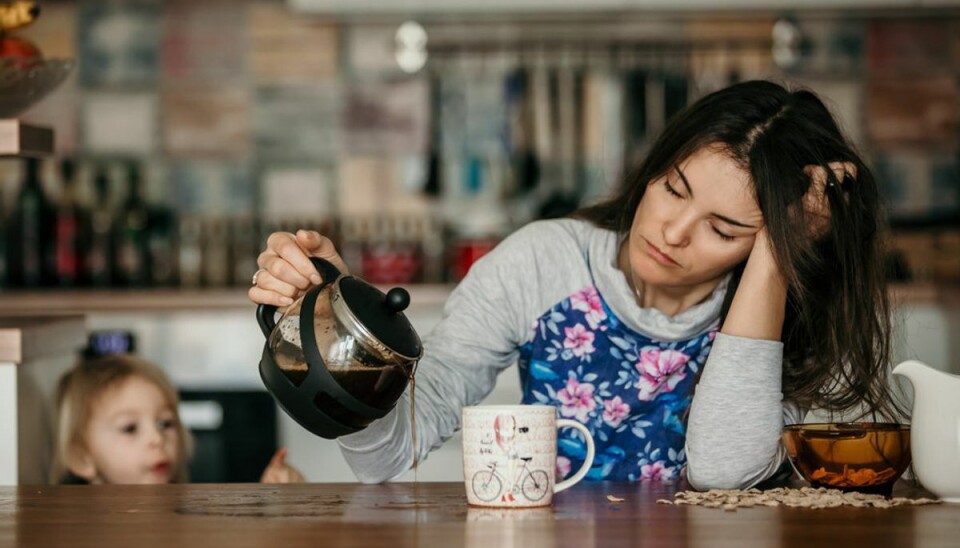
247, 229, 349, 307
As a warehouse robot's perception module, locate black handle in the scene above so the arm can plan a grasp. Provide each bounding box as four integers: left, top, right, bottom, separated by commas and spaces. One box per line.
255, 257, 343, 340
310, 257, 342, 285
256, 303, 278, 338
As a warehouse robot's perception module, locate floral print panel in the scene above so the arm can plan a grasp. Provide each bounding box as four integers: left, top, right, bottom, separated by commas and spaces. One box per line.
518, 285, 718, 482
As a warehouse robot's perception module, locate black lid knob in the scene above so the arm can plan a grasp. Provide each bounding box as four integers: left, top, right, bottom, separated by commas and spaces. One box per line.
384, 287, 410, 313
338, 278, 422, 359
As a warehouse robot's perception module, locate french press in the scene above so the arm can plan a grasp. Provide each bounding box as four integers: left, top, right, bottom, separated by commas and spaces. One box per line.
256, 258, 422, 439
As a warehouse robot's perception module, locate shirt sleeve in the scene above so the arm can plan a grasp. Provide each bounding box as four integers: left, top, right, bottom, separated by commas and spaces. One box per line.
684, 333, 803, 490
336, 229, 537, 483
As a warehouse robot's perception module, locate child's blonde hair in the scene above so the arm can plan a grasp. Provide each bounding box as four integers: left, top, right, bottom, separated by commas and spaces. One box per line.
50, 354, 193, 483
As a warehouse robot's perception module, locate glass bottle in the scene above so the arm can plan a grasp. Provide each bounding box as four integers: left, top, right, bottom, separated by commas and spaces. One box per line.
0, 189, 7, 288
7, 158, 55, 287
178, 216, 203, 288
53, 158, 91, 287
148, 205, 177, 287
231, 217, 260, 288
114, 162, 151, 287
88, 166, 114, 288
201, 217, 230, 287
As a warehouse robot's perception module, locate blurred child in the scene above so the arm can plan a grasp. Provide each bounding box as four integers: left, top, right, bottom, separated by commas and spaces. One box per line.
51, 354, 303, 485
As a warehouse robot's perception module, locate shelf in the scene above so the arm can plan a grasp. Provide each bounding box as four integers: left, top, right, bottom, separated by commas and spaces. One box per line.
0, 283, 953, 317
0, 120, 54, 157
0, 284, 456, 316
889, 283, 960, 307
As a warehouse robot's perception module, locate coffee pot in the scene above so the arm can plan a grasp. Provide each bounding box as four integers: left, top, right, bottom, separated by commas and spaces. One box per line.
892, 360, 960, 503
256, 257, 422, 439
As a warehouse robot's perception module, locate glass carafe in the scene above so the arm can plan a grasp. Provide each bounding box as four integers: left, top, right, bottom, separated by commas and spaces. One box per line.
257, 258, 422, 439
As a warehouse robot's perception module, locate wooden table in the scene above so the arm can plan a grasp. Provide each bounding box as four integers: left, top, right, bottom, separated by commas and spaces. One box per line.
1, 481, 957, 547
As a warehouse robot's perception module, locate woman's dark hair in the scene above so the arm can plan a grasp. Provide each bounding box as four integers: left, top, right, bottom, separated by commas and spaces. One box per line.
576, 80, 901, 420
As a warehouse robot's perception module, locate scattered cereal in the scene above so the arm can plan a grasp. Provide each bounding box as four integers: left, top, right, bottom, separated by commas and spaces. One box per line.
606, 495, 625, 503
655, 487, 941, 510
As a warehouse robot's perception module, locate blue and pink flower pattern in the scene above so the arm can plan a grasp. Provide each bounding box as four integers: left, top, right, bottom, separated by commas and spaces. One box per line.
518, 285, 718, 482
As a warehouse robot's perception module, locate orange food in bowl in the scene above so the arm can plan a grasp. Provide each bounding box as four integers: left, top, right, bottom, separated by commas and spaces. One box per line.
782, 423, 910, 494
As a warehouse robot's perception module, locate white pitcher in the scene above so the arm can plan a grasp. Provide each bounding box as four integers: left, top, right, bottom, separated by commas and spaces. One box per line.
892, 360, 960, 503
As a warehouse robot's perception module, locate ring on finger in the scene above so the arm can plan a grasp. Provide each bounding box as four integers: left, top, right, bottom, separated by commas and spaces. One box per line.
251, 268, 265, 286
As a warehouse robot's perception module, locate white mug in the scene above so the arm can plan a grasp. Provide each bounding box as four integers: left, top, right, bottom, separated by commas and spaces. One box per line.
462, 404, 595, 508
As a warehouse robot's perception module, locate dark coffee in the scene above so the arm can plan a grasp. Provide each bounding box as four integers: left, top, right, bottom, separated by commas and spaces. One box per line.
273, 341, 417, 473
322, 366, 408, 429
275, 356, 409, 428
273, 339, 309, 386
410, 374, 418, 479
327, 363, 409, 410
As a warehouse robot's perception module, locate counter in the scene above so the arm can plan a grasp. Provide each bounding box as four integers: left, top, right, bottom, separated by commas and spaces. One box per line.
0, 316, 85, 485
0, 481, 956, 547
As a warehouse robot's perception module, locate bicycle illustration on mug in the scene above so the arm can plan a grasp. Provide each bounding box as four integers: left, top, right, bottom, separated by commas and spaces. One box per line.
470, 457, 550, 503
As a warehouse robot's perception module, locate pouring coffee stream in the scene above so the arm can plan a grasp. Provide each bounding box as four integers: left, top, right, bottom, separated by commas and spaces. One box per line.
256, 257, 423, 459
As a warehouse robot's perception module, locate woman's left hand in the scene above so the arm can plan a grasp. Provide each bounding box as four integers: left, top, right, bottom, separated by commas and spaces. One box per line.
801, 161, 856, 239
260, 448, 305, 484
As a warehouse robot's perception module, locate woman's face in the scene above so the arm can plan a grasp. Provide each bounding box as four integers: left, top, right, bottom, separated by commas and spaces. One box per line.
77, 376, 181, 484
627, 146, 764, 291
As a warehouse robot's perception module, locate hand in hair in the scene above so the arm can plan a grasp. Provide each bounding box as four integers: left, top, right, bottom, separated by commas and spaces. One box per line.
801, 161, 856, 239
260, 447, 305, 484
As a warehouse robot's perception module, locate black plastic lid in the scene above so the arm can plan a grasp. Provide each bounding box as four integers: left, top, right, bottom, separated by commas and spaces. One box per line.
337, 277, 422, 360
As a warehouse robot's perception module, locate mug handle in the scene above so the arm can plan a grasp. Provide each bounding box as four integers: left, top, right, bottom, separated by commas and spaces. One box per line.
554, 419, 595, 494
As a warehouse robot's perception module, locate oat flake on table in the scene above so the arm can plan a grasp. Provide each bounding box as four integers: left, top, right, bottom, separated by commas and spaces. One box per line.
657, 487, 941, 511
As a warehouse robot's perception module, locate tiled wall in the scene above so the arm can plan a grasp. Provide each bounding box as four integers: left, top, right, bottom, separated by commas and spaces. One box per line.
7, 2, 960, 281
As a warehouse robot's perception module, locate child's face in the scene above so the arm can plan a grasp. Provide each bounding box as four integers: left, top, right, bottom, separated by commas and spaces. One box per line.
78, 376, 180, 484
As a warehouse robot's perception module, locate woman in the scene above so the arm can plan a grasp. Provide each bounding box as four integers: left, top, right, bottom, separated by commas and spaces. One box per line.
248, 80, 900, 489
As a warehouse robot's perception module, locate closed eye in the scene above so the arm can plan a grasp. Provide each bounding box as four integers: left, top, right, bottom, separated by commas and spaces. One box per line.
712, 227, 735, 241
666, 177, 747, 241
664, 181, 683, 198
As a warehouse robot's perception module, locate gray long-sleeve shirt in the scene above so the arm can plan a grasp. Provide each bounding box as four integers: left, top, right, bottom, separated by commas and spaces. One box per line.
338, 218, 802, 488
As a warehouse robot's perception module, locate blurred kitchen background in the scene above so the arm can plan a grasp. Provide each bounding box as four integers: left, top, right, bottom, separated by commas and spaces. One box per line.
1, 0, 958, 484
